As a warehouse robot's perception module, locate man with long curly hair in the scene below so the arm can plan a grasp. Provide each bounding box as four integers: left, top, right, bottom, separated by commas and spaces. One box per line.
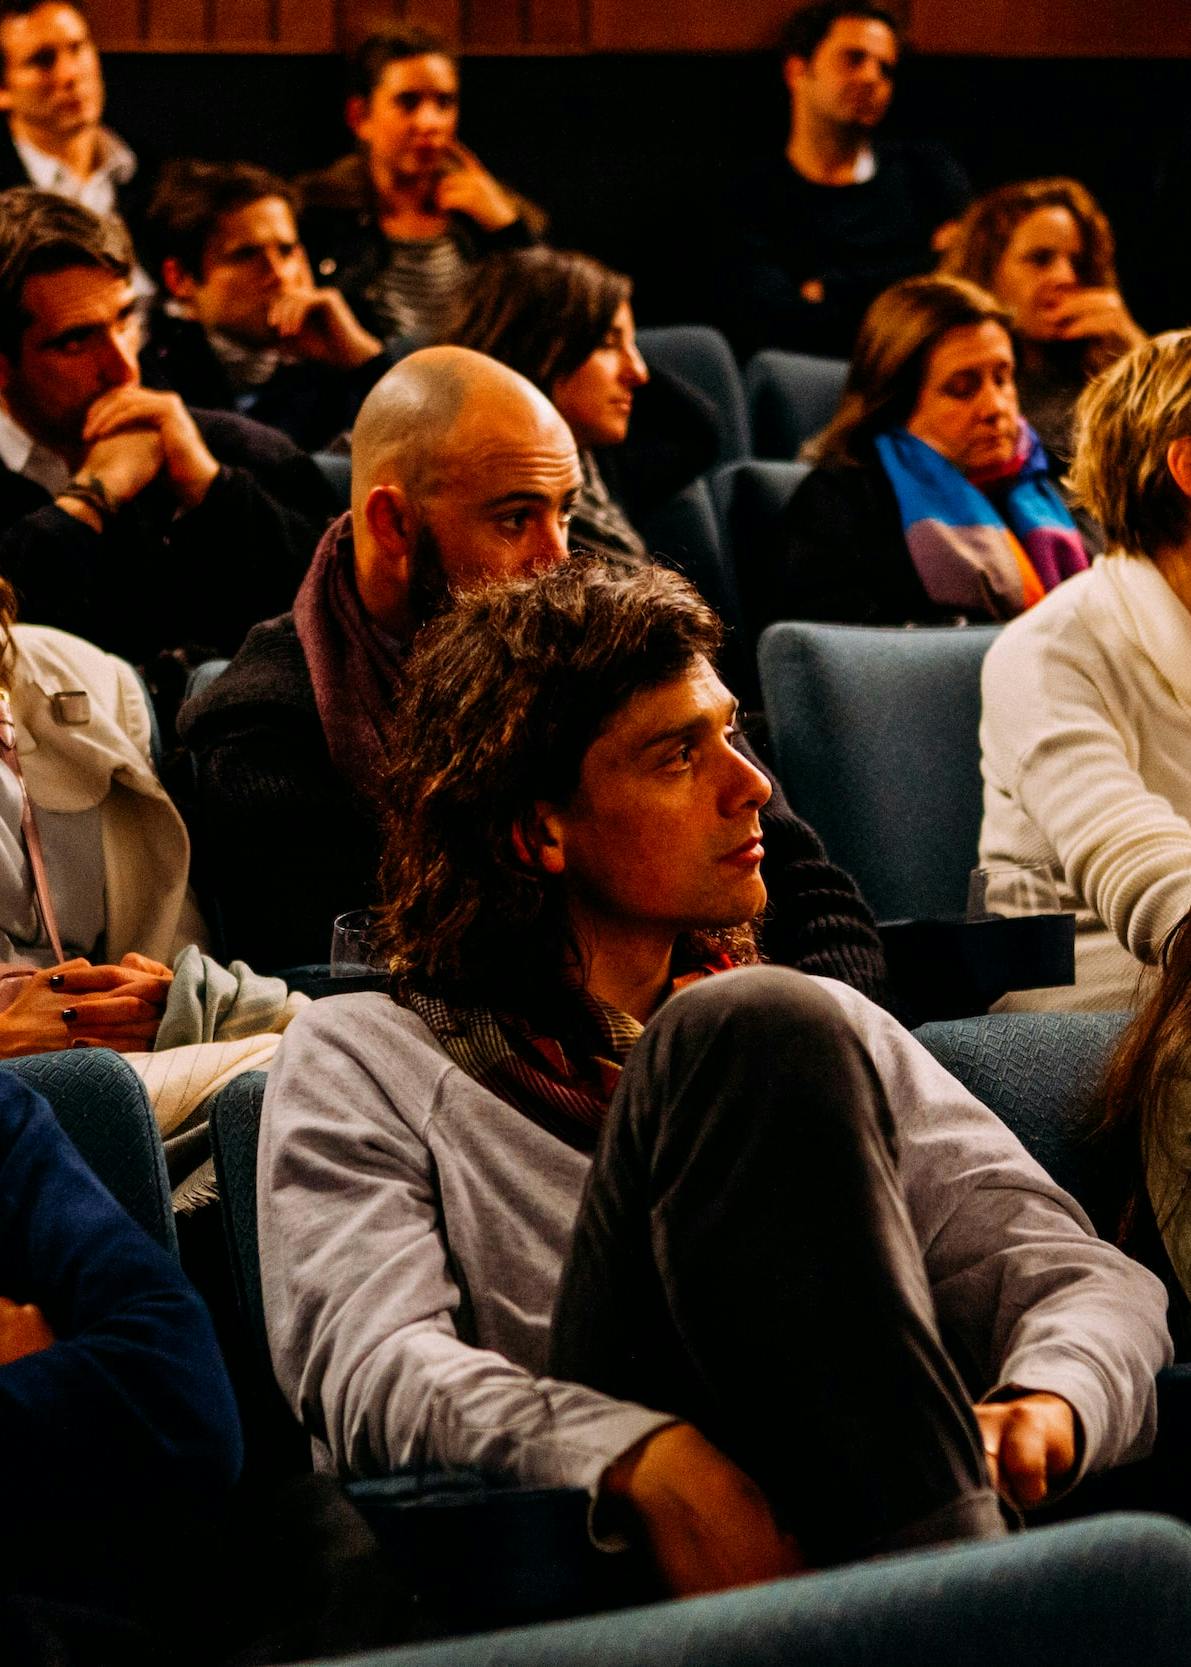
259, 555, 1168, 1597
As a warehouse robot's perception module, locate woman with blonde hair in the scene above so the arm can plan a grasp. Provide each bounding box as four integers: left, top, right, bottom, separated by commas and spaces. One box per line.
980, 329, 1191, 1011
940, 177, 1145, 464
775, 273, 1088, 627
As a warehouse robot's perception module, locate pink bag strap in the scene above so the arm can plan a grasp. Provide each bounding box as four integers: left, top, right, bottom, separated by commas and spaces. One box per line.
0, 688, 65, 965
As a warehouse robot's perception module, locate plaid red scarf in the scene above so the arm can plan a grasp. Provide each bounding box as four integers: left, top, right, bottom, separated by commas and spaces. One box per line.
406, 957, 732, 1150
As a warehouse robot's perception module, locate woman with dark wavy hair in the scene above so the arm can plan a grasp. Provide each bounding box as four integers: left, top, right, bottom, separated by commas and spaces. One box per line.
940, 177, 1145, 466
447, 246, 717, 557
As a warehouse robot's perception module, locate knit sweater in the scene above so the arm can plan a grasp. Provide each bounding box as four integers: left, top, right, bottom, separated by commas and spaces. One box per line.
258, 976, 1169, 1490
178, 604, 889, 996
980, 552, 1191, 1010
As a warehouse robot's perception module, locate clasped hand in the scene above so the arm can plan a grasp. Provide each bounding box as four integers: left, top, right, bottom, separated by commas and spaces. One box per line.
80, 387, 219, 512
0, 953, 172, 1057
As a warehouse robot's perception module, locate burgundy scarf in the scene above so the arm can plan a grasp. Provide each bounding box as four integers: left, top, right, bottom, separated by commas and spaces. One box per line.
406, 957, 734, 1151
292, 512, 407, 803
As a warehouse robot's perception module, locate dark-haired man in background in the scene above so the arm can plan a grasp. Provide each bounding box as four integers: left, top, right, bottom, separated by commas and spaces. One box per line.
296, 27, 543, 343
0, 2, 152, 277
143, 158, 394, 453
720, 0, 969, 358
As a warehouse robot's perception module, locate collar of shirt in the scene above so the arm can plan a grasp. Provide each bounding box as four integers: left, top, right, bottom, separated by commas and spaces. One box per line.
0, 404, 70, 498
13, 125, 137, 215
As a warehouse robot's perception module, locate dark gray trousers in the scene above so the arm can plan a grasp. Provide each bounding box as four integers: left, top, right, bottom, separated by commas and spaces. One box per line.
550, 965, 1005, 1567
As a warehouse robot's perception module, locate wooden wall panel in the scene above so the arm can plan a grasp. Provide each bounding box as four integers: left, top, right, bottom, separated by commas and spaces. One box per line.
85, 0, 1191, 55
913, 0, 1191, 56
141, 0, 207, 50
274, 0, 338, 50
527, 0, 586, 49
588, 0, 787, 52
211, 0, 273, 47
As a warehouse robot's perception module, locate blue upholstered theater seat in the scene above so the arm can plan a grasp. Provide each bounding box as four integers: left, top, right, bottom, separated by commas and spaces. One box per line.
745, 349, 848, 460
1, 1049, 176, 1255
758, 620, 1000, 922
636, 324, 750, 467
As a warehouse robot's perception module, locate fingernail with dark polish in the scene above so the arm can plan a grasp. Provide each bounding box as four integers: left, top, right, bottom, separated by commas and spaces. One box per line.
49, 972, 65, 989
60, 1007, 78, 1023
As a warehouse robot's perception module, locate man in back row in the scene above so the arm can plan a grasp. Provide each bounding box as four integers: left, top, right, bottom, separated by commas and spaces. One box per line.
720, 0, 969, 358
260, 554, 1169, 1591
296, 27, 543, 343
179, 345, 887, 992
143, 159, 395, 454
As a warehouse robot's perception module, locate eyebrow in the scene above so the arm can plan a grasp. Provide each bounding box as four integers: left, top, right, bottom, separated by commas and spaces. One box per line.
482, 486, 580, 511
634, 697, 739, 757
40, 301, 137, 350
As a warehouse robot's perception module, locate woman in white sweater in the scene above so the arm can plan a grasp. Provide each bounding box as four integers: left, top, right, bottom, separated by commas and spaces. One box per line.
980, 329, 1191, 1011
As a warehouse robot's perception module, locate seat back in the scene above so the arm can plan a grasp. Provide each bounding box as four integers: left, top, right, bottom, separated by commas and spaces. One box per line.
636, 324, 750, 466
312, 450, 352, 510
758, 621, 1000, 921
209, 1069, 271, 1362
745, 350, 848, 459
706, 459, 809, 680
183, 658, 231, 705
914, 1012, 1128, 1231
1, 1050, 176, 1255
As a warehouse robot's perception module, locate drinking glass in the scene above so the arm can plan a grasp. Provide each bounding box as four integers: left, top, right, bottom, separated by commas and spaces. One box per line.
966, 864, 1062, 922
330, 909, 388, 976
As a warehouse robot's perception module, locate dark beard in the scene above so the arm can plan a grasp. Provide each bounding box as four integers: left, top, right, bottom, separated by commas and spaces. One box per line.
407, 519, 453, 626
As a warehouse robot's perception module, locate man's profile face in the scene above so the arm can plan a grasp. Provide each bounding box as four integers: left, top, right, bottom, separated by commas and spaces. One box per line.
351, 52, 459, 180
412, 391, 582, 595
0, 264, 139, 448
785, 16, 897, 132
540, 656, 771, 945
175, 195, 311, 347
0, 3, 103, 143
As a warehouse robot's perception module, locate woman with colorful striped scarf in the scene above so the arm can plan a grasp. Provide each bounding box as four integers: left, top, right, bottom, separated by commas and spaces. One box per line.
774, 274, 1089, 629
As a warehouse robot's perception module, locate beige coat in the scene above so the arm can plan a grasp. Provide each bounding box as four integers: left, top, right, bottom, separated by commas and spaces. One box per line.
7, 624, 204, 964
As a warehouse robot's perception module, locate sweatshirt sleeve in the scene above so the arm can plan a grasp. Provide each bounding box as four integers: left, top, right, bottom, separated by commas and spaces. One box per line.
825, 979, 1172, 1481
259, 1002, 672, 1496
981, 620, 1191, 965
0, 1073, 242, 1516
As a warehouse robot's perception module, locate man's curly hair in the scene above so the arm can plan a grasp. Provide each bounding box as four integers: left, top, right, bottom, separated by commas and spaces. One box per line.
377, 555, 757, 1008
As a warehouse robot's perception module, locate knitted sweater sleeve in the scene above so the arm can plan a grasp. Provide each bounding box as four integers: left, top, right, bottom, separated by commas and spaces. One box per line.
980, 611, 1191, 966
753, 755, 889, 1005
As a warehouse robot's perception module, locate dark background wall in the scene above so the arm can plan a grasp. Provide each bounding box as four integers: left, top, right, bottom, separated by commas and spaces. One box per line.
106, 50, 1191, 333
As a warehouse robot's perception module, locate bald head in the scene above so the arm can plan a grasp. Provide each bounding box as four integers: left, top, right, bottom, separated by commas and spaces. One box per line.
351, 344, 570, 514
349, 344, 584, 637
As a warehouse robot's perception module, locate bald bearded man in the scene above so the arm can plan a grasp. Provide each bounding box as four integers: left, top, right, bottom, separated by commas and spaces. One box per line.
179, 346, 887, 991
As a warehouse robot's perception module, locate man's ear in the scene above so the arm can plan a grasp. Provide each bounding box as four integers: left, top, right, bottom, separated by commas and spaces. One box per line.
512, 803, 566, 876
364, 482, 415, 567
783, 54, 807, 95
1167, 437, 1191, 502
345, 94, 368, 139
160, 256, 197, 304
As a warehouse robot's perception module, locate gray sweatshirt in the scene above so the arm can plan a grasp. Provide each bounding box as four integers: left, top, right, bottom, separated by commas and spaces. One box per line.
258, 974, 1172, 1497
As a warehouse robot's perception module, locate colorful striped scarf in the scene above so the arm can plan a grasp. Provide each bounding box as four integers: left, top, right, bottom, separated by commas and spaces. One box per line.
874, 422, 1088, 620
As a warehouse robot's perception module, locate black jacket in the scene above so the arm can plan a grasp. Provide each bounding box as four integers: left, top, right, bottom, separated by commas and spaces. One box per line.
0, 409, 337, 671
141, 311, 396, 454
294, 152, 542, 338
